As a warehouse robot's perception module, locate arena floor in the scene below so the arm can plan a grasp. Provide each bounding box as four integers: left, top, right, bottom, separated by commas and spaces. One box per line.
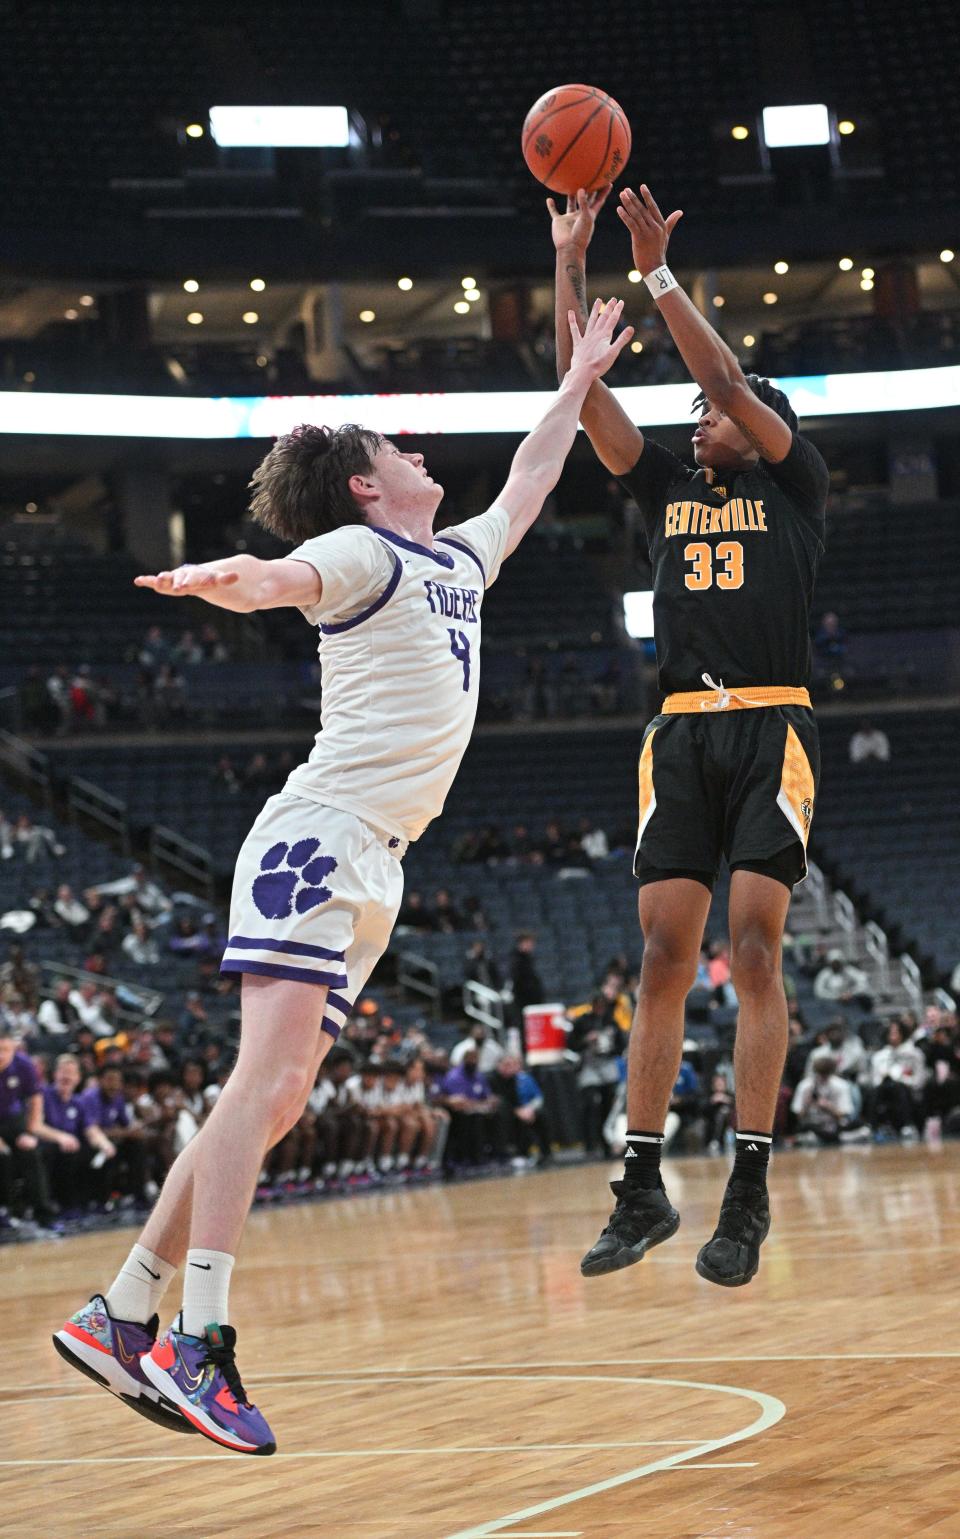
3, 1148, 958, 1538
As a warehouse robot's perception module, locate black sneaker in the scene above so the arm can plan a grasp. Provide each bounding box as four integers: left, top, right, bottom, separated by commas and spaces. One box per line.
580, 1179, 680, 1277
696, 1178, 771, 1287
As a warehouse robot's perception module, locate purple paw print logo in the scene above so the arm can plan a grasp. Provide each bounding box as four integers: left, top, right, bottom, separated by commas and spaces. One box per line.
252, 838, 338, 920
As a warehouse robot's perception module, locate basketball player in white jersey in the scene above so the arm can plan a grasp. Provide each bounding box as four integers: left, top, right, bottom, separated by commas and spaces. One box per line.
53, 297, 633, 1454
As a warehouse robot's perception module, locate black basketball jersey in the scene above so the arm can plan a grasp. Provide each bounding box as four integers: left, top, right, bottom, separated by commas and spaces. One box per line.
619, 432, 829, 695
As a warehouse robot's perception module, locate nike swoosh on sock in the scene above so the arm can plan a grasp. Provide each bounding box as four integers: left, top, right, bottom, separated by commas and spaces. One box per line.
189, 1262, 213, 1271
138, 1261, 161, 1280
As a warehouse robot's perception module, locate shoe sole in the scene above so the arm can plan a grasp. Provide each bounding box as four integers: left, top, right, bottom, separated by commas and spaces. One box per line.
580, 1209, 681, 1277
52, 1331, 196, 1434
141, 1352, 276, 1455
694, 1215, 772, 1289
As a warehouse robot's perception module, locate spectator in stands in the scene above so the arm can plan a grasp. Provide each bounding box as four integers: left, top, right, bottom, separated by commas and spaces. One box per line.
121, 917, 160, 967
465, 939, 502, 993
168, 915, 211, 956
475, 825, 510, 863
849, 719, 891, 764
511, 933, 545, 1044
541, 819, 567, 865
97, 864, 171, 917
171, 629, 204, 667
53, 883, 89, 930
439, 1046, 505, 1168
212, 756, 241, 795
451, 1023, 503, 1075
242, 752, 273, 789
152, 663, 187, 721
578, 817, 609, 861
0, 944, 40, 1010
805, 1019, 867, 1082
489, 1054, 552, 1166
36, 979, 78, 1039
922, 1022, 960, 1131
396, 891, 434, 932
433, 888, 465, 932
88, 904, 122, 959
707, 940, 737, 1007
138, 625, 170, 676
792, 1051, 868, 1144
199, 622, 229, 662
667, 1050, 703, 1150
814, 611, 847, 677
67, 979, 114, 1037
813, 951, 873, 1010
867, 1021, 925, 1137
462, 895, 489, 931
46, 665, 72, 735
0, 808, 13, 860
13, 814, 65, 862
0, 1029, 56, 1225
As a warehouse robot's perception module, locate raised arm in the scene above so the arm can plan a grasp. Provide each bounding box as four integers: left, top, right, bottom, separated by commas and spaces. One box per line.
133, 553, 321, 612
550, 186, 644, 475
617, 184, 793, 463
496, 297, 634, 555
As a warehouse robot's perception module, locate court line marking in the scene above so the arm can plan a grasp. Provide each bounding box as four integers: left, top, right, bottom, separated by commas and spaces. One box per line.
442, 1375, 785, 1539
11, 1349, 960, 1398
0, 1439, 705, 1457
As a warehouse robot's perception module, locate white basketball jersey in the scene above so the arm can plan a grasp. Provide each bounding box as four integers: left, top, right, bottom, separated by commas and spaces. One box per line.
284, 506, 509, 842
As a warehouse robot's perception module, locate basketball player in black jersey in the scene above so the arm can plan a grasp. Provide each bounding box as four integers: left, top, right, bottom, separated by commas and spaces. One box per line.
550, 182, 829, 1287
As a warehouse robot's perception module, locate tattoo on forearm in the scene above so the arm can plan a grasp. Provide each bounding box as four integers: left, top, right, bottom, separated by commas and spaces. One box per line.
565, 262, 588, 319
726, 409, 774, 460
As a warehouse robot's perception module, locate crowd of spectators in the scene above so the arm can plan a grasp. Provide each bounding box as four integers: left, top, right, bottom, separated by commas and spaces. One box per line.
16, 624, 233, 736
450, 817, 617, 870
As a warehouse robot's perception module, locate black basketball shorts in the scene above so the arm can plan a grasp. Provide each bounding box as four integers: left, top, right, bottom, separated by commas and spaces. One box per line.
634, 705, 819, 892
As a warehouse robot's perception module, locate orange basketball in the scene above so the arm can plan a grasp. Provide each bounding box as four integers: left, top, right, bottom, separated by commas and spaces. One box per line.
522, 84, 631, 195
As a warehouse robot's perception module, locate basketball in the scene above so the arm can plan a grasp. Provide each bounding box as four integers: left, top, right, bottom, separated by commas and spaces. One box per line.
522, 83, 631, 194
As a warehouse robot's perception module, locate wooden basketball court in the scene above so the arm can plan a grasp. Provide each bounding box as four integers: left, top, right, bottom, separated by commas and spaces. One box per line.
3, 1147, 958, 1538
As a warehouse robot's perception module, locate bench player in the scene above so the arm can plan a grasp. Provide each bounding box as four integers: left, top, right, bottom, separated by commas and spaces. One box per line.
550, 183, 829, 1289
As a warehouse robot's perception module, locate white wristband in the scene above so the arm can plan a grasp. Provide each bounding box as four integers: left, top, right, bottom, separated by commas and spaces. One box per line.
644, 265, 678, 299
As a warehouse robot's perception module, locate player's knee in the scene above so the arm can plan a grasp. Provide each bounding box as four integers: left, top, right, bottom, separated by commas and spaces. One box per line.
731, 930, 781, 996
263, 1064, 313, 1132
639, 932, 699, 997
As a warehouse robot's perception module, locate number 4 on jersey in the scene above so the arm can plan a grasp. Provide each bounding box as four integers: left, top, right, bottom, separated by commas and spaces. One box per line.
448, 629, 471, 692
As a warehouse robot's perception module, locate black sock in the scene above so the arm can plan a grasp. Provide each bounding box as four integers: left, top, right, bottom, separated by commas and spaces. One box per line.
732, 1130, 772, 1189
622, 1130, 664, 1190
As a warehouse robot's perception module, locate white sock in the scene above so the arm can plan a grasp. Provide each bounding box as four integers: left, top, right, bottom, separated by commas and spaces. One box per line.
105, 1243, 178, 1326
181, 1248, 235, 1338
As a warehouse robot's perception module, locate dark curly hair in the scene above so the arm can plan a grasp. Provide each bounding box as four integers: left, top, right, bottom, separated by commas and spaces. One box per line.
691, 374, 798, 433
247, 422, 383, 543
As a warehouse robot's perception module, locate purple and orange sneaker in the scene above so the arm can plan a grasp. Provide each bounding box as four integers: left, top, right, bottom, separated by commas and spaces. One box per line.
141, 1318, 276, 1455
52, 1295, 195, 1434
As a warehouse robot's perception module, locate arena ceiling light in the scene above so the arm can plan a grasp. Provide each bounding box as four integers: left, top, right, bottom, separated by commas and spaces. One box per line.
761, 104, 830, 148
208, 106, 350, 148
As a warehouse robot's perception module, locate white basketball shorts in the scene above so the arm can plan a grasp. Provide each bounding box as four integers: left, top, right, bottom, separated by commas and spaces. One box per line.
220, 792, 406, 1040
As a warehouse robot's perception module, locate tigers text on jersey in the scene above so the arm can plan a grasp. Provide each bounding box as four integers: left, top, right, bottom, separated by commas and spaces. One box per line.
284, 507, 509, 843
619, 433, 829, 694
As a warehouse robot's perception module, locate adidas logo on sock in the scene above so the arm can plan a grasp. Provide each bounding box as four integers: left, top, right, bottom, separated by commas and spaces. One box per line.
624, 1147, 638, 1158
745, 1143, 759, 1152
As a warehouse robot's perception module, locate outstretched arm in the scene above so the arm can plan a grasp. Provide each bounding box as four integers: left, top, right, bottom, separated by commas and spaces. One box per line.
496, 297, 634, 555
617, 184, 793, 463
550, 187, 644, 475
134, 553, 321, 612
